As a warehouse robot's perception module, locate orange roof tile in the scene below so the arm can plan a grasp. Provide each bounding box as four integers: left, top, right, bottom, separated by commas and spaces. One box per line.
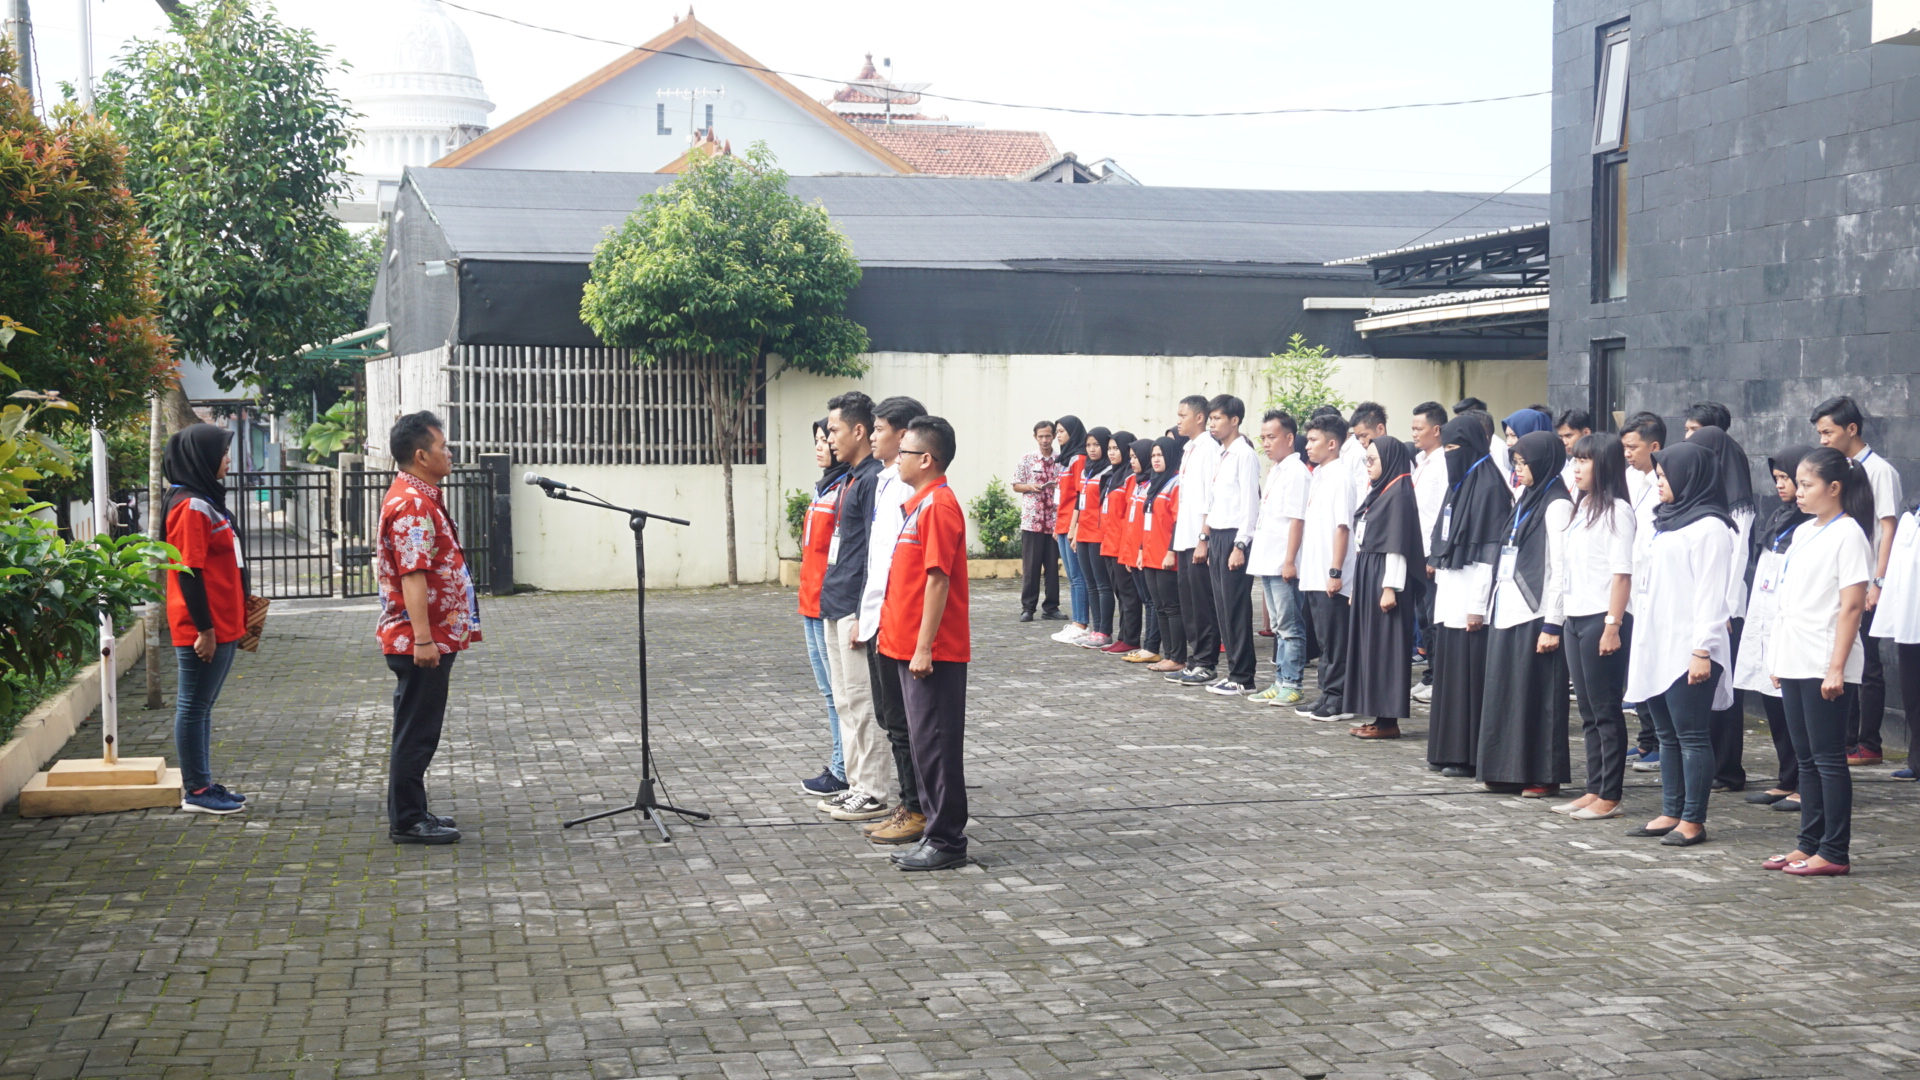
864, 127, 1059, 177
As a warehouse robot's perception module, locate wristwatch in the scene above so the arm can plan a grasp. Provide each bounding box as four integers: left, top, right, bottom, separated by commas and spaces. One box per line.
1328, 568, 1343, 580
1603, 615, 1619, 626
1873, 577, 1886, 588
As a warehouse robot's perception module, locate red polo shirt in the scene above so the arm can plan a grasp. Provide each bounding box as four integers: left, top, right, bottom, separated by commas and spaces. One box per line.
879, 482, 970, 664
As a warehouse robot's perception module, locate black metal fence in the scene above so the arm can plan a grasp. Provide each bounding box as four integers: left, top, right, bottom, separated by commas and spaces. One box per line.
229, 456, 512, 600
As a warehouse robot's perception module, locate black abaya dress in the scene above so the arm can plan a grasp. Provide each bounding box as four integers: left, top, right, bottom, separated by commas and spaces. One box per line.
1346, 554, 1418, 720
1477, 617, 1572, 786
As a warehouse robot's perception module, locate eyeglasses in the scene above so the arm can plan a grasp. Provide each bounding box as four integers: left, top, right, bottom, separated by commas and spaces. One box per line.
899, 449, 935, 462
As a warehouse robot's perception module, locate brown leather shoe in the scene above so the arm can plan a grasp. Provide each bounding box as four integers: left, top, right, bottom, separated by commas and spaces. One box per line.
864, 808, 926, 845
1350, 723, 1401, 739
1148, 658, 1185, 672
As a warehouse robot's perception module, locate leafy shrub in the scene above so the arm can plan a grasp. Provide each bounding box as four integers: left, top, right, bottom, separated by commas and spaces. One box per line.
784, 488, 810, 550
1263, 333, 1350, 424
967, 479, 1022, 560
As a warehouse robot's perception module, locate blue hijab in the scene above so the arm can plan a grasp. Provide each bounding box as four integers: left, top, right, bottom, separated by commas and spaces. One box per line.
1503, 408, 1553, 440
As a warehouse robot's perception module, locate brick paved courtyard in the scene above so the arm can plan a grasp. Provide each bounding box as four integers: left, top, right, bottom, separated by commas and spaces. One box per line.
6, 582, 1920, 1080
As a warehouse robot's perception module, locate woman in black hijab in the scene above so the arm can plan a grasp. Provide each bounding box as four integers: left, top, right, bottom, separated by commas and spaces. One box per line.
1142, 436, 1187, 671
1074, 426, 1117, 646
160, 423, 250, 814
1101, 431, 1143, 653
798, 419, 850, 795
1685, 424, 1756, 793
1345, 436, 1426, 738
1051, 415, 1091, 634
1733, 444, 1816, 809
1426, 412, 1515, 777
1124, 437, 1163, 659
1477, 431, 1574, 795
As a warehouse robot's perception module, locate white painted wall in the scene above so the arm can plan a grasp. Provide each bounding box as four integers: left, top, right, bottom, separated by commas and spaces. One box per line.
454, 39, 895, 176
497, 351, 1546, 591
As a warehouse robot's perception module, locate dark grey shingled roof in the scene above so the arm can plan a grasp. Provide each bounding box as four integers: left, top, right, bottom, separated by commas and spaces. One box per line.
403, 167, 1552, 269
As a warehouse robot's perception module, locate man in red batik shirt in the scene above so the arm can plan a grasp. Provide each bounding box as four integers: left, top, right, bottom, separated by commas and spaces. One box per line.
880, 415, 972, 871
376, 412, 480, 845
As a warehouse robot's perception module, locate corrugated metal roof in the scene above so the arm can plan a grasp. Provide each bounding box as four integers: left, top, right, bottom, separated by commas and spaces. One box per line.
1325, 220, 1552, 266
404, 167, 1552, 269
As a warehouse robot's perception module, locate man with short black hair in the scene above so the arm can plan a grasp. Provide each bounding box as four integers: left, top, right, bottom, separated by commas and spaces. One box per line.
376, 411, 477, 845
1813, 394, 1901, 765
816, 392, 895, 823
1012, 420, 1062, 621
1409, 401, 1450, 702
1345, 402, 1387, 505
1201, 394, 1261, 695
1619, 410, 1666, 769
1247, 409, 1311, 706
1298, 412, 1357, 721
1555, 408, 1593, 489
1169, 394, 1221, 686
858, 395, 931, 843
882, 415, 972, 871
1683, 400, 1732, 436
1453, 397, 1488, 415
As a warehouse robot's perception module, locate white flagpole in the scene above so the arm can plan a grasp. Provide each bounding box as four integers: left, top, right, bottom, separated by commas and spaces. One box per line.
91, 424, 118, 764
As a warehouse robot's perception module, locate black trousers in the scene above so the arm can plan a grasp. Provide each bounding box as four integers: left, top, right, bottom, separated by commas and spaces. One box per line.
896, 658, 968, 854
1020, 529, 1059, 615
1847, 607, 1888, 753
1084, 542, 1115, 635
1897, 642, 1920, 758
1781, 677, 1854, 864
1135, 567, 1161, 653
1416, 574, 1436, 685
868, 644, 918, 814
1147, 566, 1185, 664
1305, 590, 1350, 710
1565, 613, 1632, 802
386, 652, 457, 833
1761, 694, 1800, 792
1112, 559, 1144, 647
1176, 549, 1219, 671
1710, 617, 1747, 789
1207, 528, 1256, 686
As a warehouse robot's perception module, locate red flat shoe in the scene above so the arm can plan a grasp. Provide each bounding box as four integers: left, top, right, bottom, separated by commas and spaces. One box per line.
1783, 860, 1851, 876
1100, 641, 1134, 654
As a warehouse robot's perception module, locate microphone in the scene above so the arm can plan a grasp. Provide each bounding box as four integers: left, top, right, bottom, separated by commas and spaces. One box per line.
523, 472, 580, 492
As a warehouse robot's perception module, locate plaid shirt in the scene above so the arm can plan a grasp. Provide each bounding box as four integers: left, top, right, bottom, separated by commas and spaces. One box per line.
375, 472, 482, 655
1014, 452, 1062, 533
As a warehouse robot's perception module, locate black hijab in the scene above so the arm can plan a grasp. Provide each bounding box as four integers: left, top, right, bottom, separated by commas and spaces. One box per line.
1759, 444, 1815, 553
1429, 414, 1512, 569
1130, 438, 1156, 487
813, 418, 848, 494
1357, 436, 1426, 564
1055, 415, 1087, 468
1082, 426, 1113, 486
1686, 425, 1755, 514
1145, 436, 1183, 502
1652, 440, 1733, 534
1101, 430, 1137, 497
1508, 430, 1572, 611
160, 423, 233, 545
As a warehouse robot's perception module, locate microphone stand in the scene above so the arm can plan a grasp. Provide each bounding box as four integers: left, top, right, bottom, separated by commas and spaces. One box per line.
542, 484, 710, 840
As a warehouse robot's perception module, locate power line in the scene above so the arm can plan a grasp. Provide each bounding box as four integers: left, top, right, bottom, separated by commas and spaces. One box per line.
1396, 163, 1551, 248
432, 0, 1548, 121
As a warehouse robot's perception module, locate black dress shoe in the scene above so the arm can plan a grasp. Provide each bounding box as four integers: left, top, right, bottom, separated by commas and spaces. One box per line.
1019, 611, 1035, 622
888, 839, 928, 863
1745, 791, 1789, 805
430, 814, 457, 828
1711, 782, 1744, 793
1626, 824, 1676, 837
390, 821, 461, 845
1041, 610, 1068, 621
895, 844, 969, 871
1661, 828, 1708, 847
1771, 798, 1802, 812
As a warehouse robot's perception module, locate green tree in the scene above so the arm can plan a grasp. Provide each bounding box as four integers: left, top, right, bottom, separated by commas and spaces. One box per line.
1262, 333, 1350, 424
96, 0, 367, 416
581, 143, 869, 585
0, 44, 173, 427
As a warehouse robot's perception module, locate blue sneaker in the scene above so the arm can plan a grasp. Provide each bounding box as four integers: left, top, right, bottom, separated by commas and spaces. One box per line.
181, 788, 245, 815
1631, 750, 1660, 772
800, 769, 850, 796
1624, 746, 1645, 764
208, 782, 246, 804
1894, 768, 1916, 781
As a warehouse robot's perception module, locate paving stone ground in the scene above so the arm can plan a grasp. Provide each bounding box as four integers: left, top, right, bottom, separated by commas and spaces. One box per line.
5, 582, 1920, 1080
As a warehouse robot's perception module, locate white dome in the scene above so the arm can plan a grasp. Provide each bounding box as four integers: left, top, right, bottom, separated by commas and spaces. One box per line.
346, 0, 493, 181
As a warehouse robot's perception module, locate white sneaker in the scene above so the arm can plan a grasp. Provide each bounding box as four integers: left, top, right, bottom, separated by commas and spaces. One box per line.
829, 792, 893, 822
1412, 683, 1433, 704
815, 789, 857, 814
1206, 680, 1250, 696
1051, 625, 1086, 644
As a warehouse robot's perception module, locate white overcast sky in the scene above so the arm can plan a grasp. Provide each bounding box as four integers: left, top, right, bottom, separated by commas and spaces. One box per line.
26, 0, 1550, 193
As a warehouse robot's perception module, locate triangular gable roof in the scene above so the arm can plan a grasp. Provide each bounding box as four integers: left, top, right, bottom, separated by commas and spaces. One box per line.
433, 14, 916, 174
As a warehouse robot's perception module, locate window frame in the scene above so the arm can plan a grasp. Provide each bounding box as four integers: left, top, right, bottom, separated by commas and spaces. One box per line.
1591, 338, 1627, 433
1591, 23, 1631, 154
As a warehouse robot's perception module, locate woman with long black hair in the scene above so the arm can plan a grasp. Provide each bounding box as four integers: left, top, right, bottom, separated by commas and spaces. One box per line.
1763, 447, 1875, 876
1141, 437, 1187, 675
1733, 445, 1814, 811
1552, 433, 1636, 819
1426, 412, 1514, 777
1345, 436, 1425, 739
1477, 431, 1574, 796
1624, 440, 1735, 847
160, 424, 250, 815
1050, 416, 1091, 643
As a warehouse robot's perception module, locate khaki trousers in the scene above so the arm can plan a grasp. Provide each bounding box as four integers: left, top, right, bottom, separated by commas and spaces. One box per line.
821, 614, 897, 801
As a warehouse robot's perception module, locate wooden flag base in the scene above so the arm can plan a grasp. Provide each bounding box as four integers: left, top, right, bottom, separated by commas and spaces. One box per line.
17, 757, 181, 817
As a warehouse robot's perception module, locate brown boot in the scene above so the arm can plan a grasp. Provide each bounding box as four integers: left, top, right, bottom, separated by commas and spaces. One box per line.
864, 807, 926, 845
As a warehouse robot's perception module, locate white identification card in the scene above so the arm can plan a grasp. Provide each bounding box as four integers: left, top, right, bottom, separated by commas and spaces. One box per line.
1756, 551, 1780, 594
1440, 506, 1453, 542
1353, 518, 1367, 548
1497, 544, 1518, 583
827, 531, 842, 566
1144, 509, 1154, 530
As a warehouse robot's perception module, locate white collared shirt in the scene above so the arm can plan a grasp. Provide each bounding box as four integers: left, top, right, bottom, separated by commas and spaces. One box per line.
1340, 435, 1369, 507
1411, 447, 1448, 557
1624, 517, 1734, 709
1247, 455, 1310, 577
1204, 435, 1261, 534
1491, 499, 1572, 629
1853, 444, 1903, 560
1173, 432, 1219, 551
855, 463, 912, 642
1559, 498, 1635, 618
1767, 515, 1873, 682
1299, 456, 1357, 592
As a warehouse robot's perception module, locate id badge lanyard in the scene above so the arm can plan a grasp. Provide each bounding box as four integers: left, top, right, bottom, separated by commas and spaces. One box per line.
1497, 504, 1533, 583
1774, 516, 1841, 592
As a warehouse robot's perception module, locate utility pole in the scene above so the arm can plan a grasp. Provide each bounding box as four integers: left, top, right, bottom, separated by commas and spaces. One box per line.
74, 0, 89, 109
5, 0, 31, 103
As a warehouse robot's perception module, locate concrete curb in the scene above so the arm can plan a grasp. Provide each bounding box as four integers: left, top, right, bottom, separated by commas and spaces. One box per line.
0, 615, 149, 809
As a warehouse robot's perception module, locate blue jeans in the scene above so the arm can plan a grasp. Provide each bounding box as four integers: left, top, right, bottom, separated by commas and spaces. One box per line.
802, 616, 845, 780
1057, 533, 1089, 625
1646, 666, 1719, 824
1258, 574, 1307, 686
174, 641, 238, 792
1084, 545, 1114, 635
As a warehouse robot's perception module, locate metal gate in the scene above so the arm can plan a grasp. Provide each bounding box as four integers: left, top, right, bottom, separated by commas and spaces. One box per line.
229, 458, 509, 600
338, 468, 497, 598
230, 468, 335, 599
